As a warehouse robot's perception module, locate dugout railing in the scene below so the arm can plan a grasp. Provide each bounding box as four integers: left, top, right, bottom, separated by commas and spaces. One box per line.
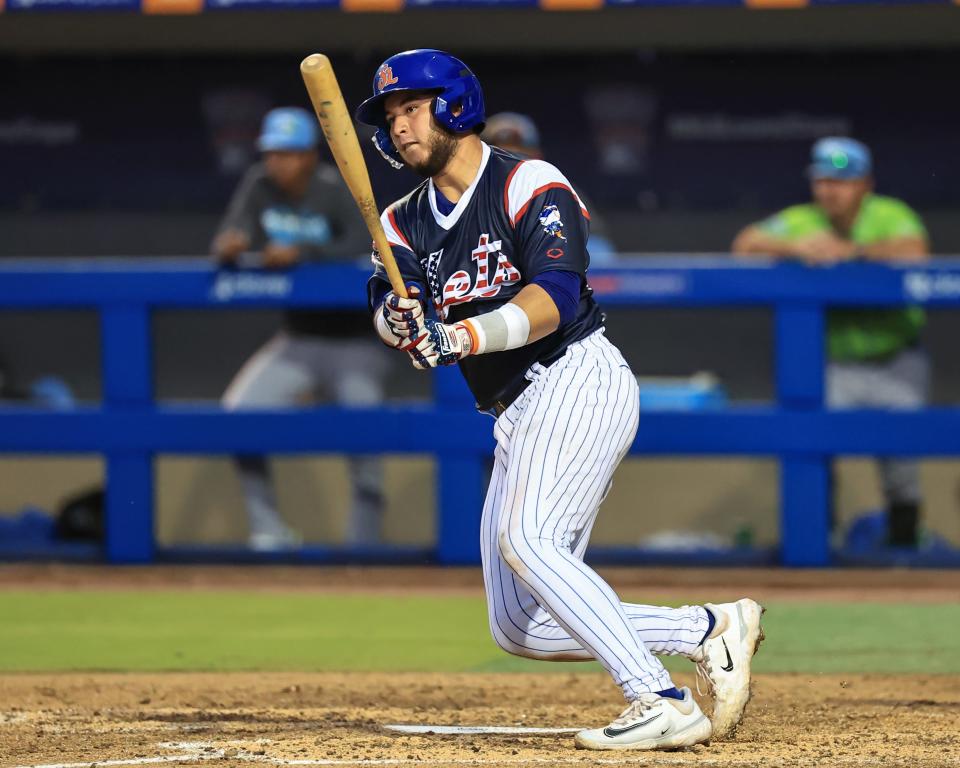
1, 256, 959, 567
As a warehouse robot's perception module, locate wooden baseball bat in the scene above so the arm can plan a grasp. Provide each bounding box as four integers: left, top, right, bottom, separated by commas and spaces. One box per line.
300, 53, 408, 300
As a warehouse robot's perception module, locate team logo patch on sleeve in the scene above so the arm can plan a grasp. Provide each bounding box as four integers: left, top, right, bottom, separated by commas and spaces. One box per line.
538, 205, 567, 241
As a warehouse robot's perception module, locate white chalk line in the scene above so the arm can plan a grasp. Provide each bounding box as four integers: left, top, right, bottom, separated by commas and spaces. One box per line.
10, 757, 216, 768
10, 736, 960, 768
12, 755, 960, 768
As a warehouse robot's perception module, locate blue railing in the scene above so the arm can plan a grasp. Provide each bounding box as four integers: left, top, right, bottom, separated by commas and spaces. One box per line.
2, 255, 960, 567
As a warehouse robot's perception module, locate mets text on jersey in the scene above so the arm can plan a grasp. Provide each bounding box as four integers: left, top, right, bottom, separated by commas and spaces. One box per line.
435, 234, 522, 320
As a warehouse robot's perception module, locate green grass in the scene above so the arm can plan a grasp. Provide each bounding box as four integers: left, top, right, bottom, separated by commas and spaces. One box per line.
1, 592, 957, 674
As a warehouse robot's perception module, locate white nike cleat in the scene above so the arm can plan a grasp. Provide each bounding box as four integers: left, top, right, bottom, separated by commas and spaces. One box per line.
574, 687, 712, 751
691, 598, 766, 740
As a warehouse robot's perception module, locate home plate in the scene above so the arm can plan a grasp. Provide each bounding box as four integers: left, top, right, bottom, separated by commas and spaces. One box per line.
383, 724, 581, 735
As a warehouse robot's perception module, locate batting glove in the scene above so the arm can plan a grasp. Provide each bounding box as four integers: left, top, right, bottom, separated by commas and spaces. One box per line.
405, 319, 474, 370
374, 286, 425, 349
382, 289, 425, 338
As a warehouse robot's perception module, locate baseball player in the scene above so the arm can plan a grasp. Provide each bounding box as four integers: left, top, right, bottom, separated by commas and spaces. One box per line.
733, 137, 930, 548
357, 50, 764, 750
214, 106, 388, 550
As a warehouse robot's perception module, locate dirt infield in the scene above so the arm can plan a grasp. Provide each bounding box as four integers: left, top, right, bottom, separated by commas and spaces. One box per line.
1, 566, 958, 767
1, 671, 958, 768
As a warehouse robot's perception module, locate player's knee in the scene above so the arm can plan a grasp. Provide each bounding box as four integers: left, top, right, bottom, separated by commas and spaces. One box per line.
497, 527, 533, 580
222, 393, 241, 410
488, 620, 541, 660
488, 626, 527, 657
336, 373, 383, 406
222, 386, 261, 410
494, 637, 545, 660
496, 640, 528, 658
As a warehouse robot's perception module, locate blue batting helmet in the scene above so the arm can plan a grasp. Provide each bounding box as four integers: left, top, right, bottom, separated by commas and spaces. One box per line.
354, 49, 485, 168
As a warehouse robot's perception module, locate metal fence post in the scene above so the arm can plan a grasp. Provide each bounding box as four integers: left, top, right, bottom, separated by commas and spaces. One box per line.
433, 366, 485, 564
101, 305, 154, 563
776, 304, 829, 566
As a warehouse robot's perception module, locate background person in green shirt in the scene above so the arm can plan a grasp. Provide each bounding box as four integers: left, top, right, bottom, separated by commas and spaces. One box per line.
732, 137, 930, 548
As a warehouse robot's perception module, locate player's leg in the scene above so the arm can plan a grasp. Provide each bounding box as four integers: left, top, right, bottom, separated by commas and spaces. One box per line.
482, 331, 710, 749
487, 530, 762, 741
485, 458, 710, 659
825, 359, 865, 538
869, 348, 929, 546
327, 340, 391, 545
223, 331, 320, 549
485, 501, 710, 660
488, 334, 672, 695
483, 333, 703, 660
510, 332, 710, 744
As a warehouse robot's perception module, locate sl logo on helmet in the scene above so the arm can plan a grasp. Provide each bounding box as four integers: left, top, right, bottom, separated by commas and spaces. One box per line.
377, 66, 399, 92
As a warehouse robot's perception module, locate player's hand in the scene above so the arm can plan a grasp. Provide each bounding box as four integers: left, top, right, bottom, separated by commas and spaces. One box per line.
212, 229, 250, 264
374, 285, 425, 347
263, 243, 301, 269
405, 319, 474, 370
382, 287, 426, 339
790, 233, 857, 265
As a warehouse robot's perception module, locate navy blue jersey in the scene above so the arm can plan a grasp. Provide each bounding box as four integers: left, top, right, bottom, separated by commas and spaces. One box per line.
368, 143, 603, 411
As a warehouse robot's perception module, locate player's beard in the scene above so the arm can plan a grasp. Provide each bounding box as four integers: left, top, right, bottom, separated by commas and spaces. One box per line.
407, 127, 459, 178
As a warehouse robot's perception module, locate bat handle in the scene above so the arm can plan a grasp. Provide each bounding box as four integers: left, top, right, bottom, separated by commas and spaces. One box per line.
374, 243, 409, 301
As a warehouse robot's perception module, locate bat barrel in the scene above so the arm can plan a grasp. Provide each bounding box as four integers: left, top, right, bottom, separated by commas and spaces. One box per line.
300, 53, 330, 73
300, 52, 408, 300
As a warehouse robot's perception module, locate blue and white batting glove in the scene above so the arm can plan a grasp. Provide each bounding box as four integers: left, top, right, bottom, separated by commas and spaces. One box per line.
374, 287, 425, 349
382, 289, 424, 338
405, 319, 475, 370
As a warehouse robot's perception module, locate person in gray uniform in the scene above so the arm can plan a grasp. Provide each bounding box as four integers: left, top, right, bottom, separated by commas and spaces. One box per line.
733, 137, 930, 547
213, 106, 387, 550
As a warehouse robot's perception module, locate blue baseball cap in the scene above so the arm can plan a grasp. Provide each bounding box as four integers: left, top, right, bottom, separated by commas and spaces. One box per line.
257, 107, 318, 152
808, 137, 872, 180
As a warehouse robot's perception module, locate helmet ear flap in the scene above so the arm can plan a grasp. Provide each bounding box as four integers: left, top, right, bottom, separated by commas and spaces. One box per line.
372, 130, 404, 170
431, 82, 468, 133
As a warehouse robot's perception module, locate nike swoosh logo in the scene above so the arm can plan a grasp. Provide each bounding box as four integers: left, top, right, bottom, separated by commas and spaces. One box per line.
660, 727, 670, 735
603, 712, 662, 738
720, 637, 734, 672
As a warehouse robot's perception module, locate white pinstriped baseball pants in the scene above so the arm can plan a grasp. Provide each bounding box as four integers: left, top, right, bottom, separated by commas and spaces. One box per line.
481, 329, 710, 701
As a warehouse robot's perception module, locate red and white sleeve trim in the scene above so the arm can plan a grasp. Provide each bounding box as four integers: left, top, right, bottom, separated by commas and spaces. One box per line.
380, 206, 414, 252
504, 159, 590, 227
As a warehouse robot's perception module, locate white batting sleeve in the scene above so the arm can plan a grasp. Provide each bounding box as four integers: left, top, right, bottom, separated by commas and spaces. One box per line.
462, 304, 531, 355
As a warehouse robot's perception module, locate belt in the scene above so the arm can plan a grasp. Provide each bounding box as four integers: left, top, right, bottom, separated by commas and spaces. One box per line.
487, 376, 533, 418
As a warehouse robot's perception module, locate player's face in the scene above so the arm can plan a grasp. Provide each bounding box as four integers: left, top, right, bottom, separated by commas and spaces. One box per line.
811, 177, 871, 219
384, 92, 458, 178
264, 150, 317, 192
